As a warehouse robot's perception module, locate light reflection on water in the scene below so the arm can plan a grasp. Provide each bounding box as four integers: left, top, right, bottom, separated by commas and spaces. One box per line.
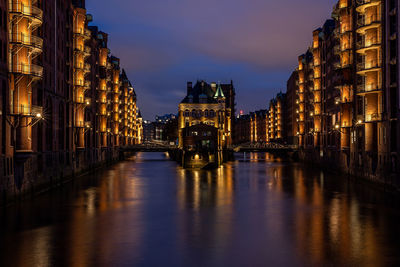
1, 152, 400, 267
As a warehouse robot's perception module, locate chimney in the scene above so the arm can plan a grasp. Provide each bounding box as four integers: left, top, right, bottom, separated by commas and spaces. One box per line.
187, 82, 193, 95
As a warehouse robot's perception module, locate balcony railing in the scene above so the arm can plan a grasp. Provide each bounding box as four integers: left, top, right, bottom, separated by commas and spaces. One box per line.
356, 37, 380, 50
9, 1, 43, 23
9, 32, 43, 50
75, 121, 85, 127
356, 0, 381, 12
74, 79, 84, 86
75, 96, 85, 104
84, 46, 91, 56
74, 62, 84, 70
84, 63, 91, 71
334, 61, 352, 70
357, 83, 382, 93
340, 26, 352, 34
74, 44, 84, 53
357, 15, 381, 29
9, 104, 42, 116
74, 28, 91, 40
9, 63, 43, 77
84, 80, 91, 88
357, 60, 381, 72
365, 113, 382, 122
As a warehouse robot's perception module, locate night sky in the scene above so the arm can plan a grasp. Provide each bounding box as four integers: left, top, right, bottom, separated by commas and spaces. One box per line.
86, 0, 337, 120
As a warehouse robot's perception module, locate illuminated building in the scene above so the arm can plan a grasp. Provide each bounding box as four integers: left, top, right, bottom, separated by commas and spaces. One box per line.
0, 0, 142, 203
178, 81, 234, 150
286, 0, 400, 182
234, 92, 286, 144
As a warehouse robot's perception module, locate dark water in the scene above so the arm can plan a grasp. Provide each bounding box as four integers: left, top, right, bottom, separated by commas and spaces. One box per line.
1, 152, 400, 267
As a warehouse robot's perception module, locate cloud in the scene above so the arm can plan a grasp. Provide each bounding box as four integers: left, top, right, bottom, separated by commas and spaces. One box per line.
86, 0, 337, 119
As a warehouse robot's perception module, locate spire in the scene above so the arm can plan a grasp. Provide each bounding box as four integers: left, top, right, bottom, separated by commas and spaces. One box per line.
214, 83, 225, 99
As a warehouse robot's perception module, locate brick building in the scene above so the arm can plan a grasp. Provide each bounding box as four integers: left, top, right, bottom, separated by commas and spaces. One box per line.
0, 0, 142, 203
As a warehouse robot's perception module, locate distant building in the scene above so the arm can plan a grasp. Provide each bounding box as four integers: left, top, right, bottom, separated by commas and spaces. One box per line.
155, 114, 177, 124
234, 92, 286, 145
282, 0, 400, 182
178, 81, 235, 149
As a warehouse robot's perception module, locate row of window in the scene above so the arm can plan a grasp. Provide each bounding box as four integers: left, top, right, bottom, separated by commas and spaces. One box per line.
185, 121, 216, 127
183, 109, 217, 118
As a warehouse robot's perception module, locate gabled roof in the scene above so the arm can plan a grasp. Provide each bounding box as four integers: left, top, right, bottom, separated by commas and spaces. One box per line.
214, 83, 225, 99
181, 81, 218, 104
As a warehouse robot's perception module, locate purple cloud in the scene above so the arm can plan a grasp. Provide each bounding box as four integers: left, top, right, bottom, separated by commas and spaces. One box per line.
86, 0, 337, 119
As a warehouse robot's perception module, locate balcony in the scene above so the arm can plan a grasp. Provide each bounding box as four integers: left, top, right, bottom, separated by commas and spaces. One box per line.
356, 15, 381, 34
84, 29, 91, 38
84, 63, 91, 73
341, 94, 353, 103
356, 37, 381, 54
75, 97, 91, 105
74, 28, 91, 40
333, 1, 351, 16
9, 33, 43, 52
75, 96, 85, 104
84, 46, 91, 57
365, 113, 382, 122
74, 44, 84, 53
356, 0, 381, 13
9, 104, 42, 117
74, 78, 84, 87
9, 63, 43, 78
357, 60, 381, 74
75, 121, 85, 128
357, 83, 382, 94
334, 61, 352, 70
9, 1, 43, 26
340, 26, 352, 35
84, 80, 91, 89
74, 62, 85, 70
340, 43, 352, 53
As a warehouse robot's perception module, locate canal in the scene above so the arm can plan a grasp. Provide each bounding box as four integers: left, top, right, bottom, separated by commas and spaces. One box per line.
1, 152, 400, 266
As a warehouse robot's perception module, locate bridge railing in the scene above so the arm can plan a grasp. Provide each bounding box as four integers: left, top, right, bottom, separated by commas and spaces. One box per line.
232, 142, 297, 150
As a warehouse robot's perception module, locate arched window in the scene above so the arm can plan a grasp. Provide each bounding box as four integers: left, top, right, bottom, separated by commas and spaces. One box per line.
204, 110, 209, 117
192, 110, 196, 117
184, 109, 190, 117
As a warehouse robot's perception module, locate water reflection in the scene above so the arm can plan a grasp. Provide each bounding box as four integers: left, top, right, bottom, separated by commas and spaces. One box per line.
1, 152, 400, 266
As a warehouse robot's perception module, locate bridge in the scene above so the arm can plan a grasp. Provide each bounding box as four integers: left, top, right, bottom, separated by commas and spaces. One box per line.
120, 141, 297, 153
120, 141, 177, 152
232, 142, 297, 153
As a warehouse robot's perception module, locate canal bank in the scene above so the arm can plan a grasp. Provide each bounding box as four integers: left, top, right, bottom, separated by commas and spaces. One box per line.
295, 148, 400, 193
0, 149, 136, 207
